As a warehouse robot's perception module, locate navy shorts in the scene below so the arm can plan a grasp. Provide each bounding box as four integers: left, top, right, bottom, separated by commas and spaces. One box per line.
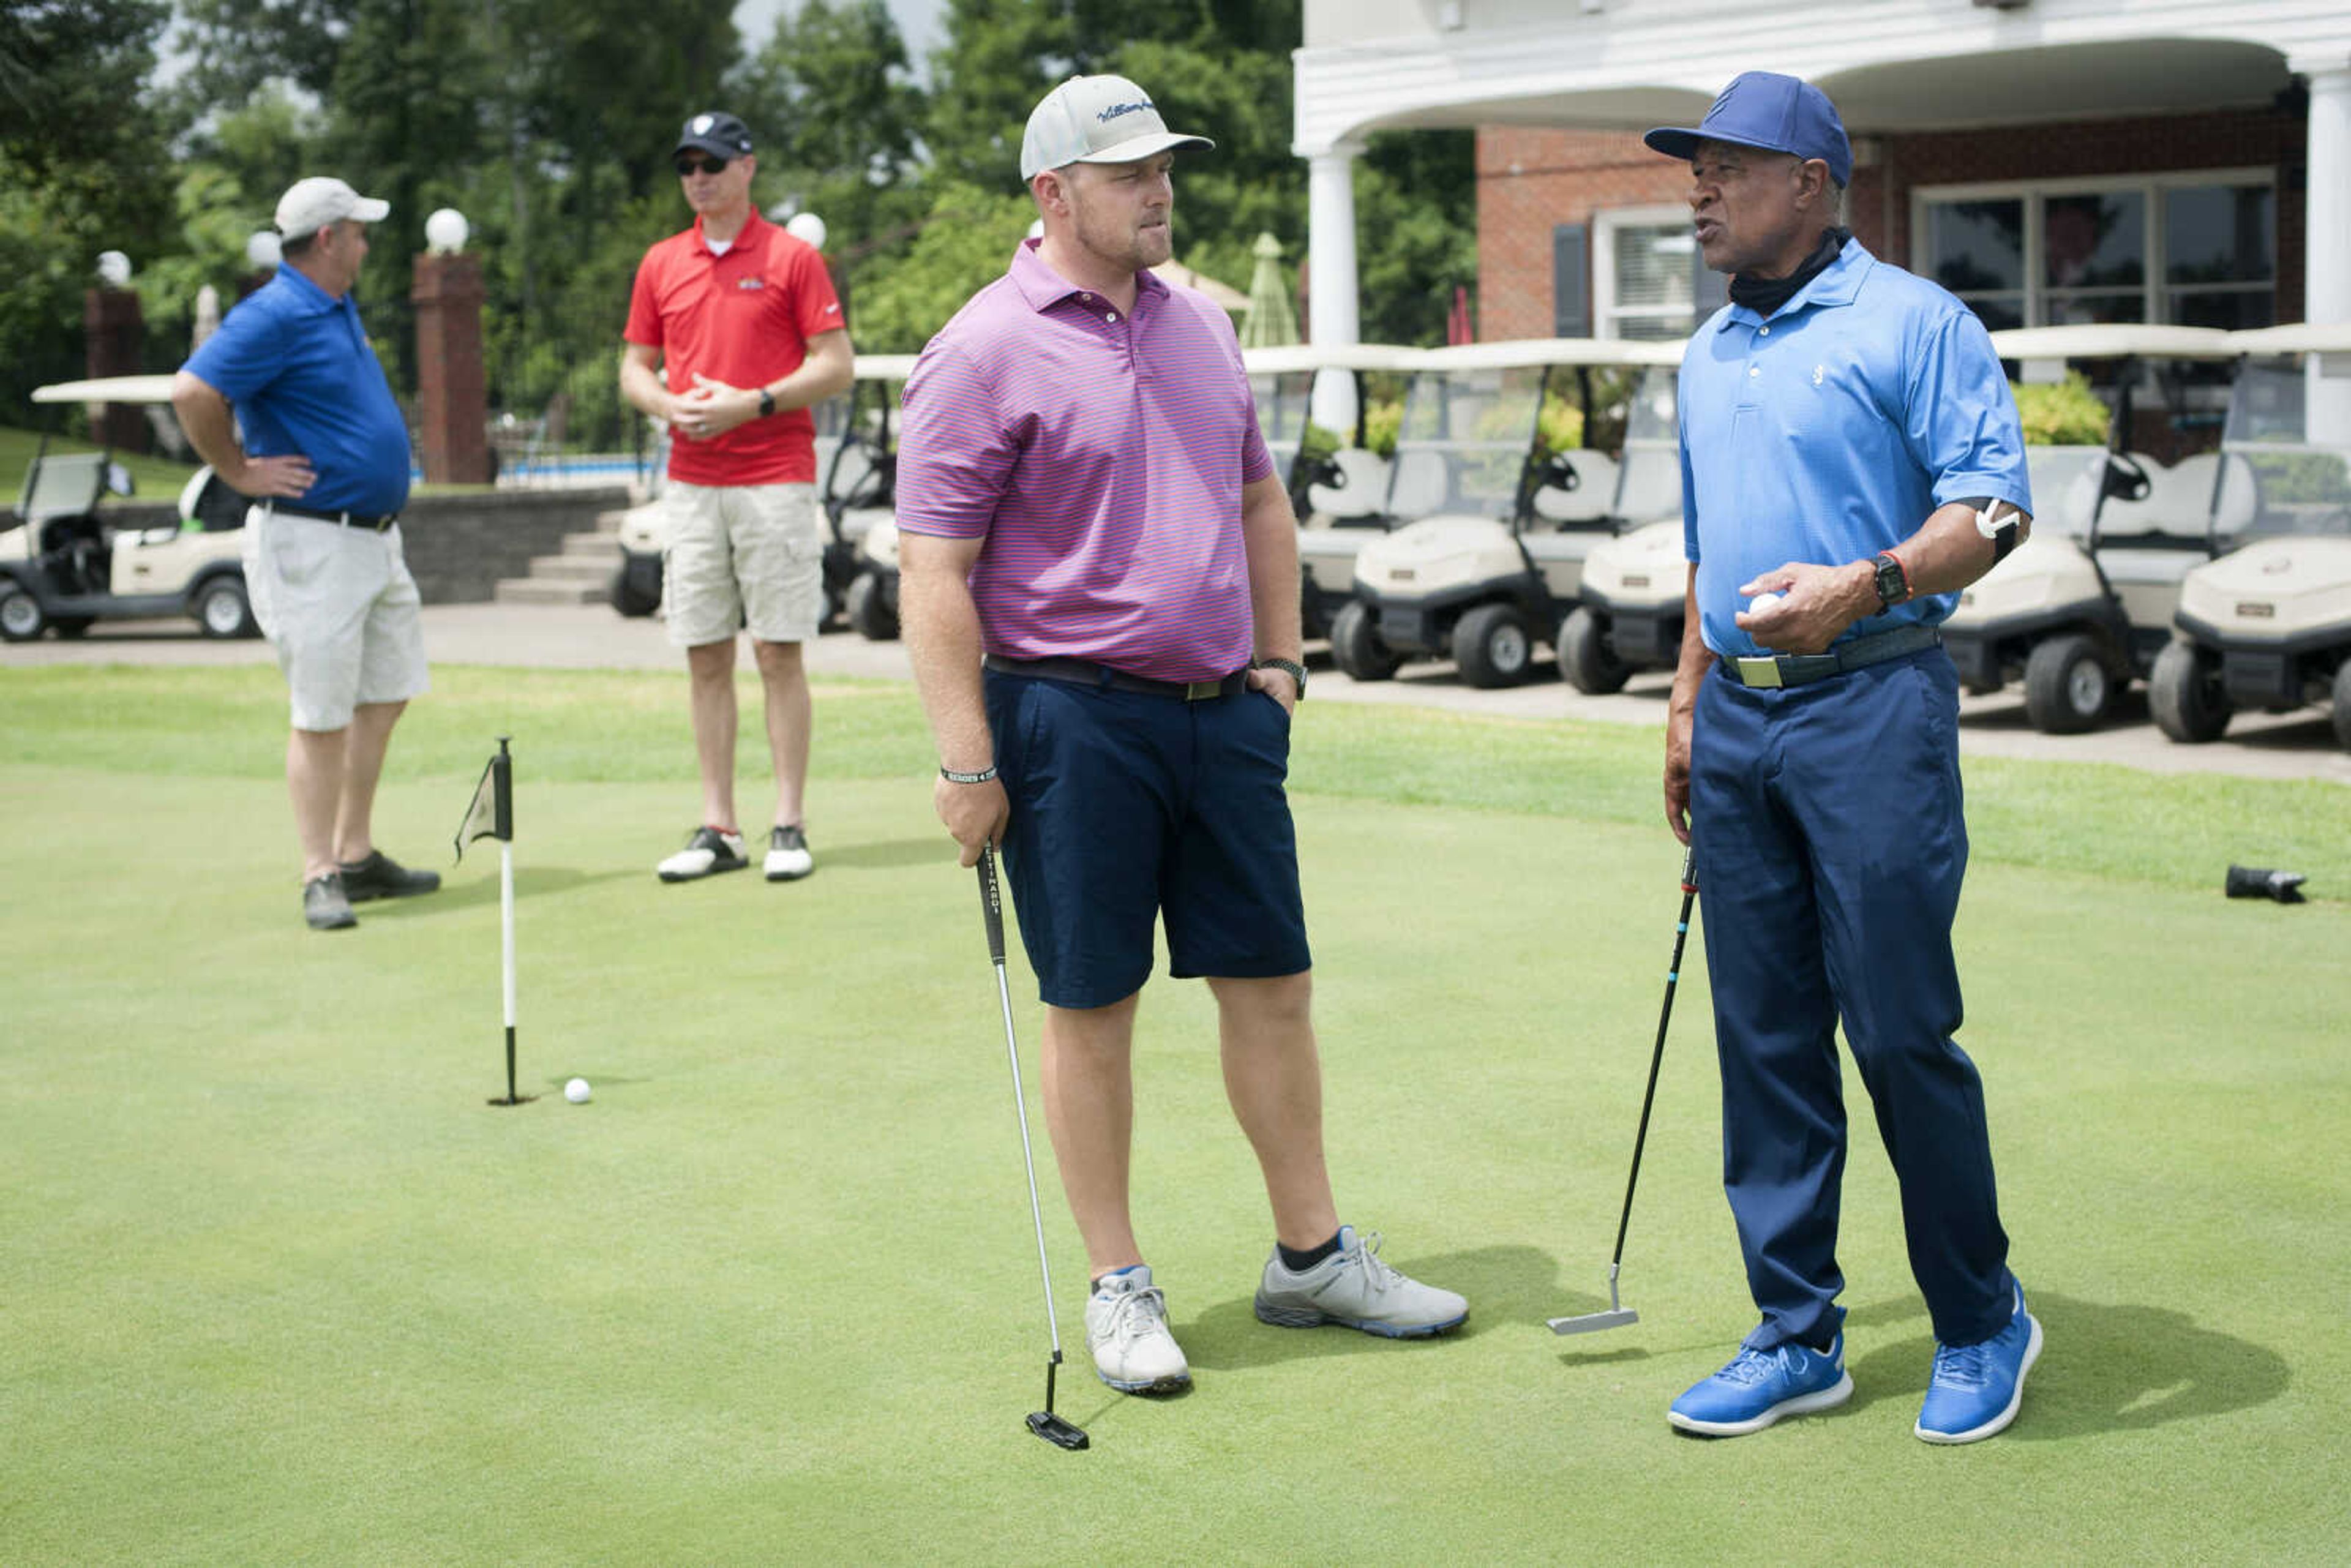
983, 669, 1311, 1010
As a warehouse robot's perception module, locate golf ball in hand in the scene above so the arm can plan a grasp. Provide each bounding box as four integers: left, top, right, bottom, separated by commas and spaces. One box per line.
1745, 591, 1785, 615
564, 1078, 592, 1104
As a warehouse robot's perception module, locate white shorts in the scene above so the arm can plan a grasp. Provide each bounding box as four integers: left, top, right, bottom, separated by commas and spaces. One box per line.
659, 481, 824, 648
242, 505, 430, 732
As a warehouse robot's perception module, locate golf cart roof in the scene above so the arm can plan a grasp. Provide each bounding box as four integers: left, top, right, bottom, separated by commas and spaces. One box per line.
1417, 337, 1685, 373
31, 374, 181, 405
851, 353, 920, 381
1242, 342, 1422, 376
2224, 323, 2351, 357
1986, 325, 2238, 363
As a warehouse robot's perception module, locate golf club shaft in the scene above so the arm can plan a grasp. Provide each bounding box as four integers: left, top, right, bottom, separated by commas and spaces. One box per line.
1607, 846, 1698, 1268
979, 848, 1067, 1367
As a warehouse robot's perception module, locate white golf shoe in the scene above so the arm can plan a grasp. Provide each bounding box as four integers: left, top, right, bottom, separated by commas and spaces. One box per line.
656, 826, 747, 882
1084, 1266, 1191, 1394
1253, 1225, 1469, 1338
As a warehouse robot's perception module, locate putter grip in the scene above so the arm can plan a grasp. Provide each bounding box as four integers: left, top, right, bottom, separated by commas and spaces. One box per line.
978, 846, 1008, 963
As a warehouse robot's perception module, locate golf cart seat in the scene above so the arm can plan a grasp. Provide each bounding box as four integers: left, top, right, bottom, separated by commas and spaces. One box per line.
1532, 451, 1616, 524
2096, 452, 2199, 541
1385, 449, 1451, 519
1306, 448, 1391, 520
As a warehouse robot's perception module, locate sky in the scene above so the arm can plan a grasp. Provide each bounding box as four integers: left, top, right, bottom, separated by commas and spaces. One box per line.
732, 0, 948, 80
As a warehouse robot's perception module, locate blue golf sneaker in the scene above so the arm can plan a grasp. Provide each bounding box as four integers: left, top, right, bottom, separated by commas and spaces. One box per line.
1916, 1284, 2042, 1444
1668, 1333, 1854, 1437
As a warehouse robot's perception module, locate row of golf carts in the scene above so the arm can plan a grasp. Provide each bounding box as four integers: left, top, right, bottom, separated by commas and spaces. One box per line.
610, 323, 2348, 752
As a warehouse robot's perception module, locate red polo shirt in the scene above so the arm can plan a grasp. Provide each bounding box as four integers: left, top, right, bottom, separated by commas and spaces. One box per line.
624, 209, 846, 486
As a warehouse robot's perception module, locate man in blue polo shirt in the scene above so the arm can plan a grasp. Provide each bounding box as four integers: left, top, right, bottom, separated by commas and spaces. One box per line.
1646, 73, 2041, 1444
175, 176, 438, 932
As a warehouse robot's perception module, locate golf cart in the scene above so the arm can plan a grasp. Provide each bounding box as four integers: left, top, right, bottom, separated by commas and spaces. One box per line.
1242, 342, 1417, 639
2, 375, 256, 642
608, 353, 915, 627
1335, 337, 1684, 688
2153, 323, 2351, 748
1547, 354, 1694, 693
1937, 324, 2240, 732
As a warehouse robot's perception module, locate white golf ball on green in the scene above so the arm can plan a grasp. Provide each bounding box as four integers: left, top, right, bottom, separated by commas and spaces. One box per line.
564, 1078, 592, 1104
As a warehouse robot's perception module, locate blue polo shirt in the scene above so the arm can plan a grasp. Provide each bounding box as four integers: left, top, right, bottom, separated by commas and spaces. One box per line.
1678, 241, 2030, 658
182, 265, 411, 516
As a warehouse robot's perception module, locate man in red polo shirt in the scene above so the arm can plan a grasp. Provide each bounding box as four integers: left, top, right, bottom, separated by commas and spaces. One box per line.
622, 110, 853, 885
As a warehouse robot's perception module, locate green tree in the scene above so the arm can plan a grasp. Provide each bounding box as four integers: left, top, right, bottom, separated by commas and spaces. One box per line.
845, 181, 1036, 353
1354, 130, 1479, 347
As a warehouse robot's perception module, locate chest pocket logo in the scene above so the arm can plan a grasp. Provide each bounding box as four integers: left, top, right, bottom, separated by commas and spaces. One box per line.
737, 277, 766, 291
1812, 364, 1825, 388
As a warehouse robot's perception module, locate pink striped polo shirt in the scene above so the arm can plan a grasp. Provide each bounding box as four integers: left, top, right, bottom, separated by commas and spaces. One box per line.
894, 239, 1275, 683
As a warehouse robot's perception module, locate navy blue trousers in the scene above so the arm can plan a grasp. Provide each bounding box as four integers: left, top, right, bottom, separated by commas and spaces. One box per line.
1689, 648, 2014, 1352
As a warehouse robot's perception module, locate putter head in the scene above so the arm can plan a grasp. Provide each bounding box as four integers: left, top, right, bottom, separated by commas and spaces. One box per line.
1548, 1308, 1639, 1336
1027, 1411, 1089, 1450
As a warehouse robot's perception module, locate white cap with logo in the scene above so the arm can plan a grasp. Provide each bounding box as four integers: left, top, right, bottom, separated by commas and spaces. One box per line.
1019, 75, 1214, 182
275, 177, 392, 239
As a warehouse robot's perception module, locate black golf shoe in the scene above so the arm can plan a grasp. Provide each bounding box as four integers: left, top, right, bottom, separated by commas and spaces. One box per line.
304, 872, 358, 931
339, 849, 443, 902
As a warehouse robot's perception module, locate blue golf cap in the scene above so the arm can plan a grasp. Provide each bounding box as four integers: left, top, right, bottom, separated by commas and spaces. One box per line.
1644, 72, 1852, 188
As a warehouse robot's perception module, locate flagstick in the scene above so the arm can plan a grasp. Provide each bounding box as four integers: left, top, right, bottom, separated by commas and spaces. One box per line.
501, 836, 518, 1103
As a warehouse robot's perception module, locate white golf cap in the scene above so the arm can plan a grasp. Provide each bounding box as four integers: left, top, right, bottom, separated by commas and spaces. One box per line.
1019, 75, 1213, 182
275, 176, 391, 239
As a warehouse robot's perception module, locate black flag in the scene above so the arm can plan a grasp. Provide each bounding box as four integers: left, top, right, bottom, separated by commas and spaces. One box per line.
455, 737, 512, 861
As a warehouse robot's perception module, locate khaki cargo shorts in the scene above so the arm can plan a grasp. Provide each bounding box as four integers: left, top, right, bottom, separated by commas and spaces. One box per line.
242, 505, 430, 732
659, 480, 823, 647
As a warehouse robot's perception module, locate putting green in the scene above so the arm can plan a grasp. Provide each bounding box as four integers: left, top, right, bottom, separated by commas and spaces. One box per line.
2, 667, 2344, 1563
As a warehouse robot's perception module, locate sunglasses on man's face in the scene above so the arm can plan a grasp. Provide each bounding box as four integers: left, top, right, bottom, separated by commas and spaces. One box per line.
676, 156, 730, 178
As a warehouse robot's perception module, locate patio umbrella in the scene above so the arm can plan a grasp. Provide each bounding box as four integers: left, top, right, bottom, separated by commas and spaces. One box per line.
1150, 258, 1249, 312
1241, 233, 1301, 349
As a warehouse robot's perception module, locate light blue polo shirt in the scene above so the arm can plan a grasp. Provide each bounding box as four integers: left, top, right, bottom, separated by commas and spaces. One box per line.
1678, 241, 2030, 658
182, 265, 412, 516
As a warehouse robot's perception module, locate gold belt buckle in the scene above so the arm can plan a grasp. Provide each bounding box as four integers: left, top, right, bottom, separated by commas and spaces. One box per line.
1734, 656, 1783, 689
1184, 679, 1221, 700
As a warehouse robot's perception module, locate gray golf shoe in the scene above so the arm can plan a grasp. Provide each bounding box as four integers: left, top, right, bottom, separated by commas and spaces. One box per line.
1084, 1265, 1191, 1394
1253, 1225, 1468, 1337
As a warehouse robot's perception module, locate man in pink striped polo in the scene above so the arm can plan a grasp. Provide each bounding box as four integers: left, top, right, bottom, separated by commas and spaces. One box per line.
897, 74, 1468, 1398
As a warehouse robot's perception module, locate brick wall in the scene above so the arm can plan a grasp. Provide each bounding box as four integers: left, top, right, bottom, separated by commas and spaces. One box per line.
1475, 105, 2307, 338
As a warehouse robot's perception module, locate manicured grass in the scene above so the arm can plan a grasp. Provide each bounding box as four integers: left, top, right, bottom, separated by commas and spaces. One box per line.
3, 666, 2346, 1563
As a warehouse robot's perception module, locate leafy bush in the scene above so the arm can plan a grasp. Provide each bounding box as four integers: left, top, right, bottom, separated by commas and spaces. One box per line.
2011, 373, 2110, 446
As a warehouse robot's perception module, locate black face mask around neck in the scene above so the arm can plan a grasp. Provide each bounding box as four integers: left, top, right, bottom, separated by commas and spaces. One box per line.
1728, 227, 1851, 318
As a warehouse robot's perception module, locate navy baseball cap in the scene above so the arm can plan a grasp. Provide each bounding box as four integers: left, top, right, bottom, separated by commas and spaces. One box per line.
1644, 72, 1852, 188
675, 111, 754, 160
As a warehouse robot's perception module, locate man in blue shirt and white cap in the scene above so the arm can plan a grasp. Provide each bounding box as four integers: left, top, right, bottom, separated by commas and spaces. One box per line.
176, 176, 438, 932
1645, 72, 2041, 1444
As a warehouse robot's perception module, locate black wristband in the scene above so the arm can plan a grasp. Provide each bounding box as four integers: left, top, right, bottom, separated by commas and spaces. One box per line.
758, 386, 776, 418
939, 764, 997, 785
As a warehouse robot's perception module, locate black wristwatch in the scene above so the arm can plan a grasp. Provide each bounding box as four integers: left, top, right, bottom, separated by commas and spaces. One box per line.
1871, 552, 1911, 610
1253, 656, 1307, 699
757, 386, 776, 418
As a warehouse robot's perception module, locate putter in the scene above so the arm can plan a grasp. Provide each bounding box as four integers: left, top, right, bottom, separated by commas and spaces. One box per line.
1551, 846, 1698, 1337
977, 846, 1089, 1452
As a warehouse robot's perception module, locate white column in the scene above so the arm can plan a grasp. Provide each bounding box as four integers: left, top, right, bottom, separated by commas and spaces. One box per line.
2295, 59, 2351, 441
1305, 141, 1363, 348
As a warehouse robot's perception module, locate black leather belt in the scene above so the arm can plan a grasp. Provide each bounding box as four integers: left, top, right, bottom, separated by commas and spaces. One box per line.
984, 654, 1248, 702
1717, 624, 1941, 689
268, 501, 399, 532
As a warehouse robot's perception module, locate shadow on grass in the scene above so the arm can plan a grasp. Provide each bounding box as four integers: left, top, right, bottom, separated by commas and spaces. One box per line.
821, 836, 957, 871
1839, 1288, 2291, 1436
356, 865, 640, 917
1180, 1243, 1555, 1371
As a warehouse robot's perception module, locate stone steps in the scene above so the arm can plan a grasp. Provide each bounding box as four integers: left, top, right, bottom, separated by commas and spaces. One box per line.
490, 508, 631, 606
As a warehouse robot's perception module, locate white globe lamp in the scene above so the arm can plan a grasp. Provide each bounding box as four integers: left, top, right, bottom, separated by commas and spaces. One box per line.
784, 211, 828, 251
246, 231, 283, 269
424, 208, 470, 255
96, 250, 133, 288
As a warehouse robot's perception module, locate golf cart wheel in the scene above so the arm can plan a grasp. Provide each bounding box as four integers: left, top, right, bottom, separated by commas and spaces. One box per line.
0, 580, 48, 642
1329, 600, 1401, 682
1453, 602, 1533, 689
1556, 606, 1630, 695
2022, 633, 2115, 734
2149, 640, 2232, 744
194, 577, 258, 639
844, 571, 899, 641
2332, 661, 2351, 753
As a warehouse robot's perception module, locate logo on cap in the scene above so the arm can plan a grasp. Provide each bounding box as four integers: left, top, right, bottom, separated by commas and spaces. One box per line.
1098, 100, 1152, 124
693, 114, 714, 135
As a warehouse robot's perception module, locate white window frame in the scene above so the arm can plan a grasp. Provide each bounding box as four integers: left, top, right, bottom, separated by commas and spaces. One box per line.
1593, 203, 1709, 340
1909, 167, 2276, 329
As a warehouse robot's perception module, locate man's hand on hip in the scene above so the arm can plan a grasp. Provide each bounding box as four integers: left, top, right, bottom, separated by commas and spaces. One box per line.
934, 775, 1010, 868
234, 452, 317, 500
1245, 664, 1299, 715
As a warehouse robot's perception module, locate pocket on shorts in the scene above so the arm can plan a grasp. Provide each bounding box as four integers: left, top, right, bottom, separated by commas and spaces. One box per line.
266, 516, 334, 589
